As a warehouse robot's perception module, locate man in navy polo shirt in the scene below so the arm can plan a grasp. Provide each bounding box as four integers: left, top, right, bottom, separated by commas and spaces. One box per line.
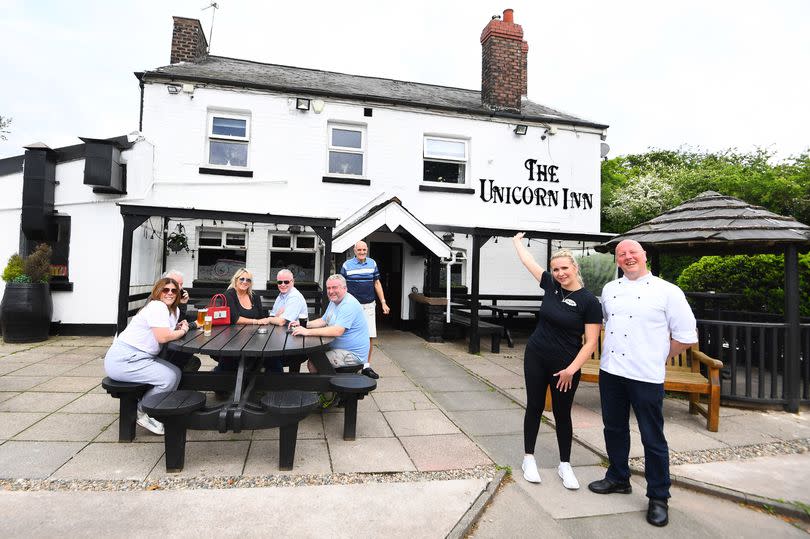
340, 240, 389, 379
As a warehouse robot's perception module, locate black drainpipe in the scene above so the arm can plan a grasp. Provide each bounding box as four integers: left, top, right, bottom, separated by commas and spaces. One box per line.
137, 74, 145, 131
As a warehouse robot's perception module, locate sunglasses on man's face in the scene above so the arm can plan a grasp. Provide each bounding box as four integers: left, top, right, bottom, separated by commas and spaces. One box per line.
238, 277, 252, 283
276, 280, 291, 285
161, 287, 178, 295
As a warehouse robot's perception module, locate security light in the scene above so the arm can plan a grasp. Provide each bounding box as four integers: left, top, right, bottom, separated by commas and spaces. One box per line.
296, 98, 310, 111
514, 124, 528, 135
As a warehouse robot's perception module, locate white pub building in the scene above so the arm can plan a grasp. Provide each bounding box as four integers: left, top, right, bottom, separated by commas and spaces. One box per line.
0, 9, 610, 352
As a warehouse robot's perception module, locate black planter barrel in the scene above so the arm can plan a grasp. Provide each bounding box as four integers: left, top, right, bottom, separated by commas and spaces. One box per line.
0, 282, 53, 343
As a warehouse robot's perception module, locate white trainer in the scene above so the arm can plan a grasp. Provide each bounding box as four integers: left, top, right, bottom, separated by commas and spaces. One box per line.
558, 462, 580, 490
522, 455, 542, 484
136, 411, 165, 436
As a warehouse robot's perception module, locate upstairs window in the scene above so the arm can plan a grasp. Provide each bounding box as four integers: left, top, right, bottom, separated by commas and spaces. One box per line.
207, 113, 250, 167
423, 136, 468, 184
328, 124, 365, 176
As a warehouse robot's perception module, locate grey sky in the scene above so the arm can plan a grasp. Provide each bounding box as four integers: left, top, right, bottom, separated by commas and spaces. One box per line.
1, 0, 808, 160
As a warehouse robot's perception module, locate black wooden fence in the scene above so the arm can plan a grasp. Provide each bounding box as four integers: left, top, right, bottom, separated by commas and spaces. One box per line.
697, 319, 809, 407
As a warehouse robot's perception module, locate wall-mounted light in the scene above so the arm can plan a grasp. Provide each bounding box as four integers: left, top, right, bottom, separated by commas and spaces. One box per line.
312, 99, 325, 113
442, 232, 454, 244
181, 83, 195, 94
166, 84, 180, 94
513, 124, 528, 136
295, 98, 310, 111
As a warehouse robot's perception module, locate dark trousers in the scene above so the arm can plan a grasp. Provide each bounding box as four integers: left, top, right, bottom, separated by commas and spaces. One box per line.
162, 348, 194, 370
524, 343, 580, 461
599, 369, 670, 500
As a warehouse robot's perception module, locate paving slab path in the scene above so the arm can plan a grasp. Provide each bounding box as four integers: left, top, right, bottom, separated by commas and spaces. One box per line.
379, 331, 810, 537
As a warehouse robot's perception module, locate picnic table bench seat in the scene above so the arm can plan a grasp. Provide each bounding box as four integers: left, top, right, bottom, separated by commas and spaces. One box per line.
101, 377, 152, 442
329, 374, 377, 440
260, 390, 320, 470
141, 390, 207, 472
448, 313, 503, 352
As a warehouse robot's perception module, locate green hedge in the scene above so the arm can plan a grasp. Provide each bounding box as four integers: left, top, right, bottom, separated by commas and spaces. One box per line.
676, 254, 810, 316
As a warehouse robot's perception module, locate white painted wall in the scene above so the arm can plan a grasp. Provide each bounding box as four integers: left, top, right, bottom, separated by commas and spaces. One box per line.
1, 80, 604, 327
140, 83, 602, 233
0, 137, 159, 325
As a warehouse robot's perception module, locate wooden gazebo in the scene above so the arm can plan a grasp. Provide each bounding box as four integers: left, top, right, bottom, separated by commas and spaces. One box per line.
596, 191, 810, 411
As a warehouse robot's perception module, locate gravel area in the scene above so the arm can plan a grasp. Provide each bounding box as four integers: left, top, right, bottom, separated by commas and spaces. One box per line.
630, 438, 810, 468
0, 465, 499, 492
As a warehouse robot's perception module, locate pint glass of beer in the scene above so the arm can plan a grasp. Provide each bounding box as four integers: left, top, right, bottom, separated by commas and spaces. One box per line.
197, 308, 208, 326
203, 316, 213, 336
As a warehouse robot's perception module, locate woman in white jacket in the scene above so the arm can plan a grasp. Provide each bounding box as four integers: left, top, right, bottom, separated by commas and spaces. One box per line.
104, 277, 189, 435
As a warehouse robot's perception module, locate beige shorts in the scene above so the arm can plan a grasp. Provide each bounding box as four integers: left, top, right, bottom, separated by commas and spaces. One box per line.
325, 349, 364, 368
361, 301, 377, 338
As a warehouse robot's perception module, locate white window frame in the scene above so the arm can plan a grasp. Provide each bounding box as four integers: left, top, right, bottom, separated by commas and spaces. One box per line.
268, 233, 321, 283
195, 228, 248, 282
198, 229, 248, 250
327, 123, 366, 177
422, 135, 469, 186
206, 111, 251, 168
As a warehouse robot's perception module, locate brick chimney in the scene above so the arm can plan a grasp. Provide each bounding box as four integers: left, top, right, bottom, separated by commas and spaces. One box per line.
170, 16, 208, 64
480, 9, 529, 111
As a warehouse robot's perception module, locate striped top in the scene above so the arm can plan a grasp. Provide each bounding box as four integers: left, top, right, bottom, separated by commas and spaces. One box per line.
340, 257, 379, 304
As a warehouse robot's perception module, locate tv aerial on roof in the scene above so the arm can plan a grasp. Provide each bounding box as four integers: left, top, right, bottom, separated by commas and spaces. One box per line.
202, 2, 219, 52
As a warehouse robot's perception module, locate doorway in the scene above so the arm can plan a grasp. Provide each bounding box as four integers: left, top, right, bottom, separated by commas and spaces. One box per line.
370, 241, 402, 329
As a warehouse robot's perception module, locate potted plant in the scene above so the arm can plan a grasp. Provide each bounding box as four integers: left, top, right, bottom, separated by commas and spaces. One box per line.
0, 243, 53, 343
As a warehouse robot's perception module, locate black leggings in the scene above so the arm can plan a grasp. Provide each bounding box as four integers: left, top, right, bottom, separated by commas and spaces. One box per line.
523, 343, 581, 461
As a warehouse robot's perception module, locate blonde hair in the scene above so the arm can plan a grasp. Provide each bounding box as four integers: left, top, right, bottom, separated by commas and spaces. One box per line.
550, 249, 584, 287
227, 268, 254, 295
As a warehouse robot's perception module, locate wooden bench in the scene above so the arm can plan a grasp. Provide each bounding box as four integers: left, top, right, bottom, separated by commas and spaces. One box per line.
577, 345, 723, 432
449, 313, 503, 353
183, 287, 323, 322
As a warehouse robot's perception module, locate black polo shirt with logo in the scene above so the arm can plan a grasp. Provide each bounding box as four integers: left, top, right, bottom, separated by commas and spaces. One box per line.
526, 271, 603, 363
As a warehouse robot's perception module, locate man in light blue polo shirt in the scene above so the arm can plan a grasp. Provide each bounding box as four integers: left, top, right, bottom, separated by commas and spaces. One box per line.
267, 269, 309, 326
292, 274, 369, 373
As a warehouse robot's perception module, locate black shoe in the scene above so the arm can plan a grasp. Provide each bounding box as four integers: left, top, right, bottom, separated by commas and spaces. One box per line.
588, 478, 633, 495
362, 367, 379, 379
646, 499, 669, 527
183, 355, 202, 373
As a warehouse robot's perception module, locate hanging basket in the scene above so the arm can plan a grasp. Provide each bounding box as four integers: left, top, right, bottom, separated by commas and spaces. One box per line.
167, 232, 189, 253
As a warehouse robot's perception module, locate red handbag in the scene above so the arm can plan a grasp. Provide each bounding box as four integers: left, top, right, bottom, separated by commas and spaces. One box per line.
208, 294, 231, 326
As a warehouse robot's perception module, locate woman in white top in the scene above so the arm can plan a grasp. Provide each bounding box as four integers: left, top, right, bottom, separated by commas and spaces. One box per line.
104, 277, 189, 435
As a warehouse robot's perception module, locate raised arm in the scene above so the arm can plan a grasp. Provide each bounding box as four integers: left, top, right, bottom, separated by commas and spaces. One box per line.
512, 232, 544, 282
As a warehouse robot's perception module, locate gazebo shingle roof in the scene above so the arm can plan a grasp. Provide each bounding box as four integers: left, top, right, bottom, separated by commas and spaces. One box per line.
596, 191, 810, 253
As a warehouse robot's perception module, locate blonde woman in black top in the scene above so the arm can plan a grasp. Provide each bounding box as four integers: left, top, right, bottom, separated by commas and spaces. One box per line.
513, 233, 602, 489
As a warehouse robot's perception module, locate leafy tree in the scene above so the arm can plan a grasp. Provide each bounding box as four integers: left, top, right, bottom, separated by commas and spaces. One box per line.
603, 173, 679, 233
601, 147, 810, 234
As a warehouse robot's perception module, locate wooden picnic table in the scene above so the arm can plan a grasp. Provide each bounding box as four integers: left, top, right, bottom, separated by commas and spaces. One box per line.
147, 324, 375, 471
451, 301, 541, 348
